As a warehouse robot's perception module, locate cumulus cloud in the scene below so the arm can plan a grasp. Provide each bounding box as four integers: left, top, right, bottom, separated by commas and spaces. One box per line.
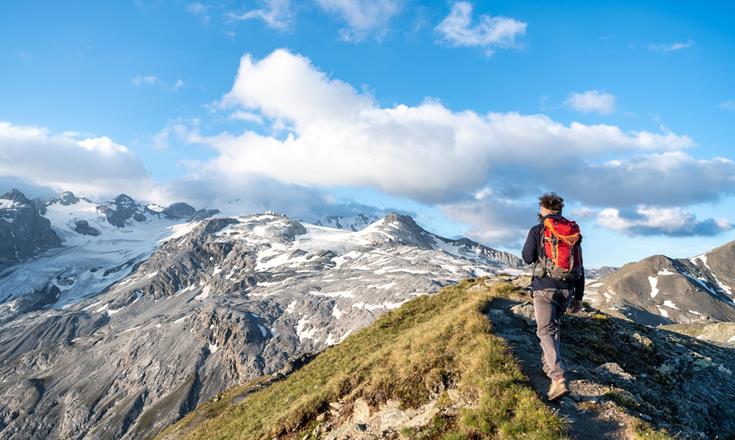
204, 49, 692, 205
435, 1, 526, 55
598, 206, 731, 237
228, 0, 293, 30
0, 121, 153, 199
565, 90, 616, 114
315, 0, 401, 42
646, 39, 694, 53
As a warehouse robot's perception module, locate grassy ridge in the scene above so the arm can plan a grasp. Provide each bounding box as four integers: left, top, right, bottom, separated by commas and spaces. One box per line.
157, 280, 568, 440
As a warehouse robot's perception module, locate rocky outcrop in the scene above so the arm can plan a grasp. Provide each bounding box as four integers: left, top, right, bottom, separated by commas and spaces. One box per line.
0, 189, 60, 265
73, 220, 100, 236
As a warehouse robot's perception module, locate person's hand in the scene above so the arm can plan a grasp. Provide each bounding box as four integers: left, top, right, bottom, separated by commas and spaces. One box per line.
569, 299, 583, 314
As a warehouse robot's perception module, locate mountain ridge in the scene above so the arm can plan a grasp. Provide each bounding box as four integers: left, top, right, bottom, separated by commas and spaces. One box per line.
585, 240, 735, 326
0, 191, 525, 440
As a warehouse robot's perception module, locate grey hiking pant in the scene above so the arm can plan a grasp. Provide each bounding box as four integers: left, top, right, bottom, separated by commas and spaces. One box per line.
532, 287, 574, 381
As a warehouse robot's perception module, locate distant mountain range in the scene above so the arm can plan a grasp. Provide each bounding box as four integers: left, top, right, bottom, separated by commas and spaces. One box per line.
0, 189, 524, 440
585, 240, 735, 326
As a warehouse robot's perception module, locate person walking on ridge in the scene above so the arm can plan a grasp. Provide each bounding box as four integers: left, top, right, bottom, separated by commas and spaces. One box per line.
522, 192, 584, 401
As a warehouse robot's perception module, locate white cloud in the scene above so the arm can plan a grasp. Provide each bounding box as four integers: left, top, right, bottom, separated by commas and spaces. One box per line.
435, 1, 526, 55
598, 206, 731, 236
646, 39, 694, 53
720, 100, 735, 111
550, 152, 735, 208
0, 121, 153, 199
0, 120, 392, 221
565, 90, 616, 114
228, 0, 293, 30
315, 0, 401, 42
440, 190, 535, 246
203, 49, 692, 204
131, 75, 158, 86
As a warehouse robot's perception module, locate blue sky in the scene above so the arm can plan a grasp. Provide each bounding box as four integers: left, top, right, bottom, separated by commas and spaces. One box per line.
1, 0, 734, 267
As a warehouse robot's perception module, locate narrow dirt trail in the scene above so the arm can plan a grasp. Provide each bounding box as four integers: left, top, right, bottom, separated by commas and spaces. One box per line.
486, 297, 641, 440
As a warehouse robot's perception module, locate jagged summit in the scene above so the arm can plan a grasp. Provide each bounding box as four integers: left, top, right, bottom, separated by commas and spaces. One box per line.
1, 188, 32, 204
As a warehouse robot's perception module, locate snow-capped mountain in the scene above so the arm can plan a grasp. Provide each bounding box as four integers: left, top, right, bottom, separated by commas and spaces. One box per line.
585, 241, 735, 325
0, 190, 218, 321
0, 193, 524, 439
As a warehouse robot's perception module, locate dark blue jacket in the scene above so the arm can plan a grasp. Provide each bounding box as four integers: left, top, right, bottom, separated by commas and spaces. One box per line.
522, 214, 585, 300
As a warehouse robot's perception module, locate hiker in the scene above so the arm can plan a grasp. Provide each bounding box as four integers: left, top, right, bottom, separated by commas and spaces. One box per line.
522, 192, 584, 401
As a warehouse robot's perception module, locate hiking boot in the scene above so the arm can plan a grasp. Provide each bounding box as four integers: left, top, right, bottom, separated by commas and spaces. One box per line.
547, 378, 570, 401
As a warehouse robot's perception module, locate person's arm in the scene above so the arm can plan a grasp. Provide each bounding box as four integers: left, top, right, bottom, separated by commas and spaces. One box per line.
522, 226, 538, 265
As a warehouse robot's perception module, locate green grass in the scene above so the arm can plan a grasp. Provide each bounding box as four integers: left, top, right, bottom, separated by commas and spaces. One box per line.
631, 421, 674, 440
157, 279, 568, 440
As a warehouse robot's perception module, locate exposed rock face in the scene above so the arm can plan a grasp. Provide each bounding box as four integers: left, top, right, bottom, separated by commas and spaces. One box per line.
73, 220, 100, 236
0, 212, 522, 440
585, 243, 735, 325
0, 189, 61, 266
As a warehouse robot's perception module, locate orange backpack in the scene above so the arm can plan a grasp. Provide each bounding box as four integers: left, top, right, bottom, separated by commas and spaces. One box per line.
534, 217, 582, 281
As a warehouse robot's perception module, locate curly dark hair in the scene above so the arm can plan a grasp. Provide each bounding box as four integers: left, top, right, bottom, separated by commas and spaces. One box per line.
539, 192, 564, 213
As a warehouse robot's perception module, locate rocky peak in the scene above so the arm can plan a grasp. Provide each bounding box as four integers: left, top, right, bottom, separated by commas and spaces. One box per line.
0, 188, 60, 265
58, 191, 79, 205
163, 202, 196, 219
112, 193, 137, 209
96, 194, 147, 227
1, 188, 32, 205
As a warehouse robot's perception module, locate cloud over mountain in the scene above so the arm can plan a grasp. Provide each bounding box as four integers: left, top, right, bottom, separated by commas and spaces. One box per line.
0, 121, 153, 199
